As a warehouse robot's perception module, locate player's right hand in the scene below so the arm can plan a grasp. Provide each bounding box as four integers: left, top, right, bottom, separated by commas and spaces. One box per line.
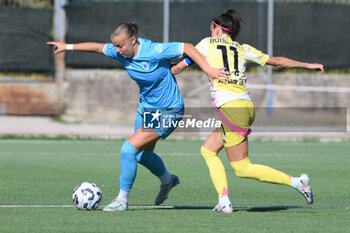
207, 67, 229, 87
307, 63, 324, 73
46, 41, 67, 54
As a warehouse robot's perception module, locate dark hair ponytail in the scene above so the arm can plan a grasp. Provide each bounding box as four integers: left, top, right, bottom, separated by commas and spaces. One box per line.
212, 9, 244, 40
111, 22, 138, 40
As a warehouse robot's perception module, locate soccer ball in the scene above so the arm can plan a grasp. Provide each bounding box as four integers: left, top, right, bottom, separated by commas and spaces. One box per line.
72, 182, 102, 210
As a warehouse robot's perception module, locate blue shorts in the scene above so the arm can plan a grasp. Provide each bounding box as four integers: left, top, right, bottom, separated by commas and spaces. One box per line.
135, 106, 184, 139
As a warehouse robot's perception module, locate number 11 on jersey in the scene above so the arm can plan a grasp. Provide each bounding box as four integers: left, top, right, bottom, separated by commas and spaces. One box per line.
217, 45, 239, 76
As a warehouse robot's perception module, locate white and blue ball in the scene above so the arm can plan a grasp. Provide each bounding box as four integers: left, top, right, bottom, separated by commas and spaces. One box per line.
72, 182, 102, 210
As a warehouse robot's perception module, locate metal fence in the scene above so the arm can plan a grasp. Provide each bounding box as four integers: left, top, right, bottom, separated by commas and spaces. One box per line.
64, 1, 350, 69
0, 1, 54, 72
67, 0, 350, 4
0, 0, 349, 72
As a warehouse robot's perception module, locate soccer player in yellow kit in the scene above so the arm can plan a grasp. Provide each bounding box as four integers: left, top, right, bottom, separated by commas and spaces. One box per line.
171, 9, 324, 213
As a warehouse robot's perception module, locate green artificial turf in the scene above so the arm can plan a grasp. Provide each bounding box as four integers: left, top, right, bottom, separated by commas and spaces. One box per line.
0, 139, 349, 232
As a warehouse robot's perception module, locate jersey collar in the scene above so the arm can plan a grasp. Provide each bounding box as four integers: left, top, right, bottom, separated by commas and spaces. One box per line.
133, 38, 143, 59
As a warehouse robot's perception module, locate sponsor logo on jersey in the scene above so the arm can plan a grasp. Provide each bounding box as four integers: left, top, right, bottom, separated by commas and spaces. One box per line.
155, 44, 163, 53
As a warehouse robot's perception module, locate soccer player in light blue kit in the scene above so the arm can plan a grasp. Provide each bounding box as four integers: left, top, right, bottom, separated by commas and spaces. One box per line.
47, 22, 228, 211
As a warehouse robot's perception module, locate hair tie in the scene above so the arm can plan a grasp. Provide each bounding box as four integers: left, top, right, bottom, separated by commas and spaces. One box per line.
212, 21, 232, 33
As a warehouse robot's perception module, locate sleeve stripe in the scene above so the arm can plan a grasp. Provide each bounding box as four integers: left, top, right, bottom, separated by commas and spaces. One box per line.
178, 43, 184, 58
102, 43, 109, 55
260, 55, 270, 67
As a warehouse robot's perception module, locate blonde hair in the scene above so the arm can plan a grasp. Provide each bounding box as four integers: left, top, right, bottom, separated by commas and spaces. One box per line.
111, 22, 138, 40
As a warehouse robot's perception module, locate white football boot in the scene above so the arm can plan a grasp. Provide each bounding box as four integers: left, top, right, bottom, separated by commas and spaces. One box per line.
212, 203, 233, 213
103, 198, 128, 212
294, 173, 314, 204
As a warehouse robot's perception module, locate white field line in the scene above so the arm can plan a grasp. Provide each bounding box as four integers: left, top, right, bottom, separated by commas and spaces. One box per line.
0, 151, 312, 157
0, 205, 348, 210
0, 205, 73, 208
0, 152, 198, 157
0, 140, 349, 147
0, 205, 189, 209
275, 142, 350, 147
0, 140, 116, 145
0, 152, 118, 157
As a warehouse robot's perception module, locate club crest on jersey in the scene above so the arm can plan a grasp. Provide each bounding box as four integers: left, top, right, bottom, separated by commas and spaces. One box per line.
142, 62, 150, 71
155, 44, 163, 53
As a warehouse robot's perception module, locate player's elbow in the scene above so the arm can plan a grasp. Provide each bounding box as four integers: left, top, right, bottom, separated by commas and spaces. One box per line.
183, 43, 195, 55
268, 57, 285, 68
277, 57, 289, 68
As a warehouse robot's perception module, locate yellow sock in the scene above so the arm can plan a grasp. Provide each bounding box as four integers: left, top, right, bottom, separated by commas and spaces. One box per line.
230, 157, 292, 186
201, 146, 228, 198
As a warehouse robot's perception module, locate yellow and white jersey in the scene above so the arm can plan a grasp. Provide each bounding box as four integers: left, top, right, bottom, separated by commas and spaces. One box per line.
195, 34, 269, 107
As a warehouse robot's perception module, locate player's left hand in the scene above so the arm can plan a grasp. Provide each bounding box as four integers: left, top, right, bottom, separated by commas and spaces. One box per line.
206, 67, 230, 87
46, 41, 67, 54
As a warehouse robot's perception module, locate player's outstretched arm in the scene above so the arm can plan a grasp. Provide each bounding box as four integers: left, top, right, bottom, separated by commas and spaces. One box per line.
266, 56, 324, 73
183, 43, 229, 85
46, 41, 105, 54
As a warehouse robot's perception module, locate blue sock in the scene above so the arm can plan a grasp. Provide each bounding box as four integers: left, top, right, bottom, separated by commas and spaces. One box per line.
136, 150, 166, 177
119, 140, 139, 191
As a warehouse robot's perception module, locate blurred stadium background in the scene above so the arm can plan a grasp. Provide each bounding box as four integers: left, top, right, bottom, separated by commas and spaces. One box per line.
0, 0, 349, 139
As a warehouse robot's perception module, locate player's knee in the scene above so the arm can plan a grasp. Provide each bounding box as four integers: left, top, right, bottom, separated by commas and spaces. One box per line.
120, 142, 129, 157
230, 157, 251, 177
201, 146, 217, 159
136, 150, 152, 163
120, 140, 138, 160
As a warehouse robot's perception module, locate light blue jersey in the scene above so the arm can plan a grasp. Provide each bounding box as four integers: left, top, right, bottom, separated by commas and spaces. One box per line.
102, 38, 185, 193
103, 38, 184, 110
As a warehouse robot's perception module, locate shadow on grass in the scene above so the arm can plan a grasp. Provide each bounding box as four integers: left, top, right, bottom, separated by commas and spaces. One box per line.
124, 205, 309, 212
242, 206, 302, 212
